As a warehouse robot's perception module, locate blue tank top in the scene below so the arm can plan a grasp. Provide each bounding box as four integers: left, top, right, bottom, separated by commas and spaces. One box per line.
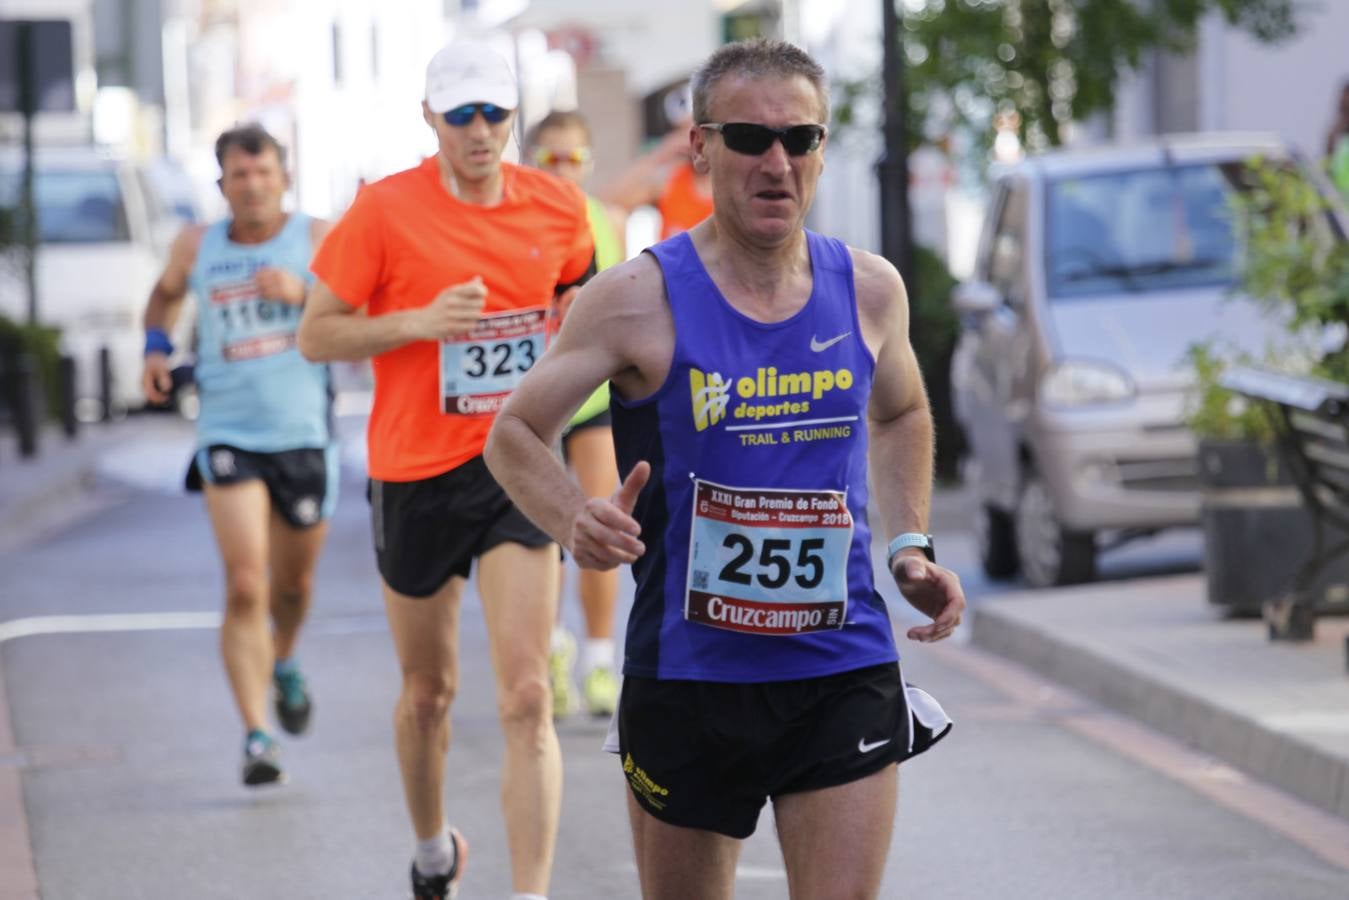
613, 230, 898, 683
190, 213, 331, 452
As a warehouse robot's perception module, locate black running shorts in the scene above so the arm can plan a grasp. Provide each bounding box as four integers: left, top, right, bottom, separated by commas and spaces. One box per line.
187, 444, 337, 529
367, 455, 553, 598
616, 662, 951, 839
562, 407, 612, 445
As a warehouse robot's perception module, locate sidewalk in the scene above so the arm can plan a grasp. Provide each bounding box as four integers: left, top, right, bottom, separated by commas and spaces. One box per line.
971, 575, 1349, 822
0, 416, 187, 553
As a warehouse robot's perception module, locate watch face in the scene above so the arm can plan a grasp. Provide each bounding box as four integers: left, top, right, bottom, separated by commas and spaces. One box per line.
916, 535, 935, 562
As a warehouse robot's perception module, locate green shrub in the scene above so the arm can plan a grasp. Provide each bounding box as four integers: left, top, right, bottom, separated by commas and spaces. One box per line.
910, 245, 964, 481
1185, 158, 1349, 442
1183, 342, 1276, 445
0, 313, 63, 420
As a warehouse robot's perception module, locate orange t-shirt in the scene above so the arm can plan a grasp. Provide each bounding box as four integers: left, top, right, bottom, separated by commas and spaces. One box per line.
311, 157, 594, 481
657, 162, 714, 239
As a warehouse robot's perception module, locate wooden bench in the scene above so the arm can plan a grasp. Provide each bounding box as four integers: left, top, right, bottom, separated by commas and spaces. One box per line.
1221, 366, 1349, 664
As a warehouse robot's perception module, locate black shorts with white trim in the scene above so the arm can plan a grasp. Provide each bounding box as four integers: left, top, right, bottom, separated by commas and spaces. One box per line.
615, 661, 951, 839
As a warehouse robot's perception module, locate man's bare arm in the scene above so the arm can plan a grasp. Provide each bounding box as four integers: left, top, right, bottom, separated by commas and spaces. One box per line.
597, 128, 690, 213
486, 259, 660, 565
297, 277, 485, 362
143, 225, 201, 334
141, 226, 203, 403
855, 251, 934, 544
252, 217, 334, 306
854, 249, 964, 642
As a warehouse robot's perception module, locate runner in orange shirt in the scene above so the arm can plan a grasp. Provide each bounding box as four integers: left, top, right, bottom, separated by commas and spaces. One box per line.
298, 41, 594, 900
601, 122, 713, 239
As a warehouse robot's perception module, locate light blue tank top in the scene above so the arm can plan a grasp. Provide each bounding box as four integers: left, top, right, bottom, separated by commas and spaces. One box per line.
189, 213, 331, 451
612, 230, 898, 682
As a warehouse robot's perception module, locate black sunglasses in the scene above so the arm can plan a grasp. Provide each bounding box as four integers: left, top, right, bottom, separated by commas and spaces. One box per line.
443, 103, 512, 127
699, 122, 827, 156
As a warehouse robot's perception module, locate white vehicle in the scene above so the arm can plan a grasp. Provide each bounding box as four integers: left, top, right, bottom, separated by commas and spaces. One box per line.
0, 145, 193, 419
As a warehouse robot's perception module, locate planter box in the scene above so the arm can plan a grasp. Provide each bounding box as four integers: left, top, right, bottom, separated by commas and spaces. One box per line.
1198, 440, 1349, 615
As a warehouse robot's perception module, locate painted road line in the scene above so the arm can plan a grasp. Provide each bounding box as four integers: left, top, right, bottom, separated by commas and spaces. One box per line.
0, 611, 394, 645
0, 612, 222, 644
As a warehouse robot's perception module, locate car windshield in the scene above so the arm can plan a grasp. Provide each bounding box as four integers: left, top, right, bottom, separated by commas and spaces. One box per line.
1046, 163, 1239, 298
0, 167, 130, 244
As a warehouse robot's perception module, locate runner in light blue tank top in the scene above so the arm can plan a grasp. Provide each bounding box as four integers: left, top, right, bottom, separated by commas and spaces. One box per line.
191, 210, 332, 454
140, 124, 336, 789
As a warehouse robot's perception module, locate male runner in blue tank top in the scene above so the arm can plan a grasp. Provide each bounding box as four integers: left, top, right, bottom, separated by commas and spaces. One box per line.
141, 125, 335, 787
487, 39, 964, 899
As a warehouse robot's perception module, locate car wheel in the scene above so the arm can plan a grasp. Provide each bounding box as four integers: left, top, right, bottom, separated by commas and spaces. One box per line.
1015, 474, 1096, 587
975, 503, 1019, 579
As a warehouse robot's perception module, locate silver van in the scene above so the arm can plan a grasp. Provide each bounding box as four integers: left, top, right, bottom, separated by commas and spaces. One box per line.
951, 134, 1321, 587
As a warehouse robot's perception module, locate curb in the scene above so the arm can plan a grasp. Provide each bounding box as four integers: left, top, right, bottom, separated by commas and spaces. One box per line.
970, 602, 1349, 824
0, 653, 39, 900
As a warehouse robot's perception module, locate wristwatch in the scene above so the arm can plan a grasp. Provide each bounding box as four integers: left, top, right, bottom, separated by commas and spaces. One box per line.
887, 532, 935, 566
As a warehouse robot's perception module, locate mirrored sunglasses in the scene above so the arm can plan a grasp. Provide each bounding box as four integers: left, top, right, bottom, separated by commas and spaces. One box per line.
699, 122, 827, 157
443, 103, 512, 127
533, 147, 593, 167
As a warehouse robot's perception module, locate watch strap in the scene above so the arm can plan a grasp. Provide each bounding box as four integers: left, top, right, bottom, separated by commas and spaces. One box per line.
887, 532, 934, 564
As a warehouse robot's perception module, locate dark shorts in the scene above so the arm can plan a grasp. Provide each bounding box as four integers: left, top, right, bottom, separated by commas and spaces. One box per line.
562, 407, 612, 445
616, 662, 951, 839
186, 444, 337, 529
367, 455, 553, 598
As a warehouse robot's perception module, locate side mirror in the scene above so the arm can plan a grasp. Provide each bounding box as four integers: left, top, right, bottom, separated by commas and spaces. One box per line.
953, 280, 1003, 317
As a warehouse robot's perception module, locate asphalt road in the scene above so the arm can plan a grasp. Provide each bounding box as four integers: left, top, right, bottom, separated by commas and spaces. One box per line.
1, 421, 1345, 898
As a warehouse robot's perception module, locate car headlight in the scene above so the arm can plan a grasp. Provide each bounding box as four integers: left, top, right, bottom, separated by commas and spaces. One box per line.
1040, 360, 1135, 408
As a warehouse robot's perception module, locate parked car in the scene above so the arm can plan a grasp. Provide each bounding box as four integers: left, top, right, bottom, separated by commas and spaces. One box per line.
950, 133, 1337, 588
0, 145, 196, 420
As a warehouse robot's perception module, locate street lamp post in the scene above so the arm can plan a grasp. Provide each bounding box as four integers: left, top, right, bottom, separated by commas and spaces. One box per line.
17, 20, 40, 325
877, 0, 914, 287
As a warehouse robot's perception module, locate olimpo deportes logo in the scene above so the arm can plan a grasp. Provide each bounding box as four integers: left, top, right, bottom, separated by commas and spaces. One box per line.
689, 365, 855, 432
690, 369, 732, 430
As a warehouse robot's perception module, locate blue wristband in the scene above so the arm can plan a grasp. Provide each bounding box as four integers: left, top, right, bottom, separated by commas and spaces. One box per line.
144, 328, 174, 357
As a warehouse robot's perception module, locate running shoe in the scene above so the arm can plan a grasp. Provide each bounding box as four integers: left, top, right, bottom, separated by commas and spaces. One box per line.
583, 665, 619, 717
549, 629, 579, 720
242, 729, 284, 786
410, 829, 468, 900
273, 665, 313, 735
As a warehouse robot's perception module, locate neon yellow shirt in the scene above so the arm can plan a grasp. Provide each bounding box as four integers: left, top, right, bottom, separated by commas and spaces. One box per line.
568, 196, 624, 426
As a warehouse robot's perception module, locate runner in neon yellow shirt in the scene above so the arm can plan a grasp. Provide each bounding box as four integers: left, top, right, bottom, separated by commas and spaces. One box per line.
527, 110, 625, 718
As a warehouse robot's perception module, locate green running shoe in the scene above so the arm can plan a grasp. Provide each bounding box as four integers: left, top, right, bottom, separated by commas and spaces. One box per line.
242, 729, 284, 786
583, 665, 619, 718
273, 664, 313, 736
549, 629, 579, 720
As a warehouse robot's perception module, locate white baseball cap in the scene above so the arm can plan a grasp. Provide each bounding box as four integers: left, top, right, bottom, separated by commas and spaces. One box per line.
424, 42, 519, 114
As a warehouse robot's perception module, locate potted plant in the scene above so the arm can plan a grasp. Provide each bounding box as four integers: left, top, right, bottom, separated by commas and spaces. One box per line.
1186, 158, 1349, 615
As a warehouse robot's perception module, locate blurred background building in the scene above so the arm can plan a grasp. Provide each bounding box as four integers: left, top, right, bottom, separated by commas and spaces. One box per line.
5, 0, 1347, 262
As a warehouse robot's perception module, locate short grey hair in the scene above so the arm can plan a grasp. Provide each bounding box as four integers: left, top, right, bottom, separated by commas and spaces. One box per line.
690, 38, 829, 125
